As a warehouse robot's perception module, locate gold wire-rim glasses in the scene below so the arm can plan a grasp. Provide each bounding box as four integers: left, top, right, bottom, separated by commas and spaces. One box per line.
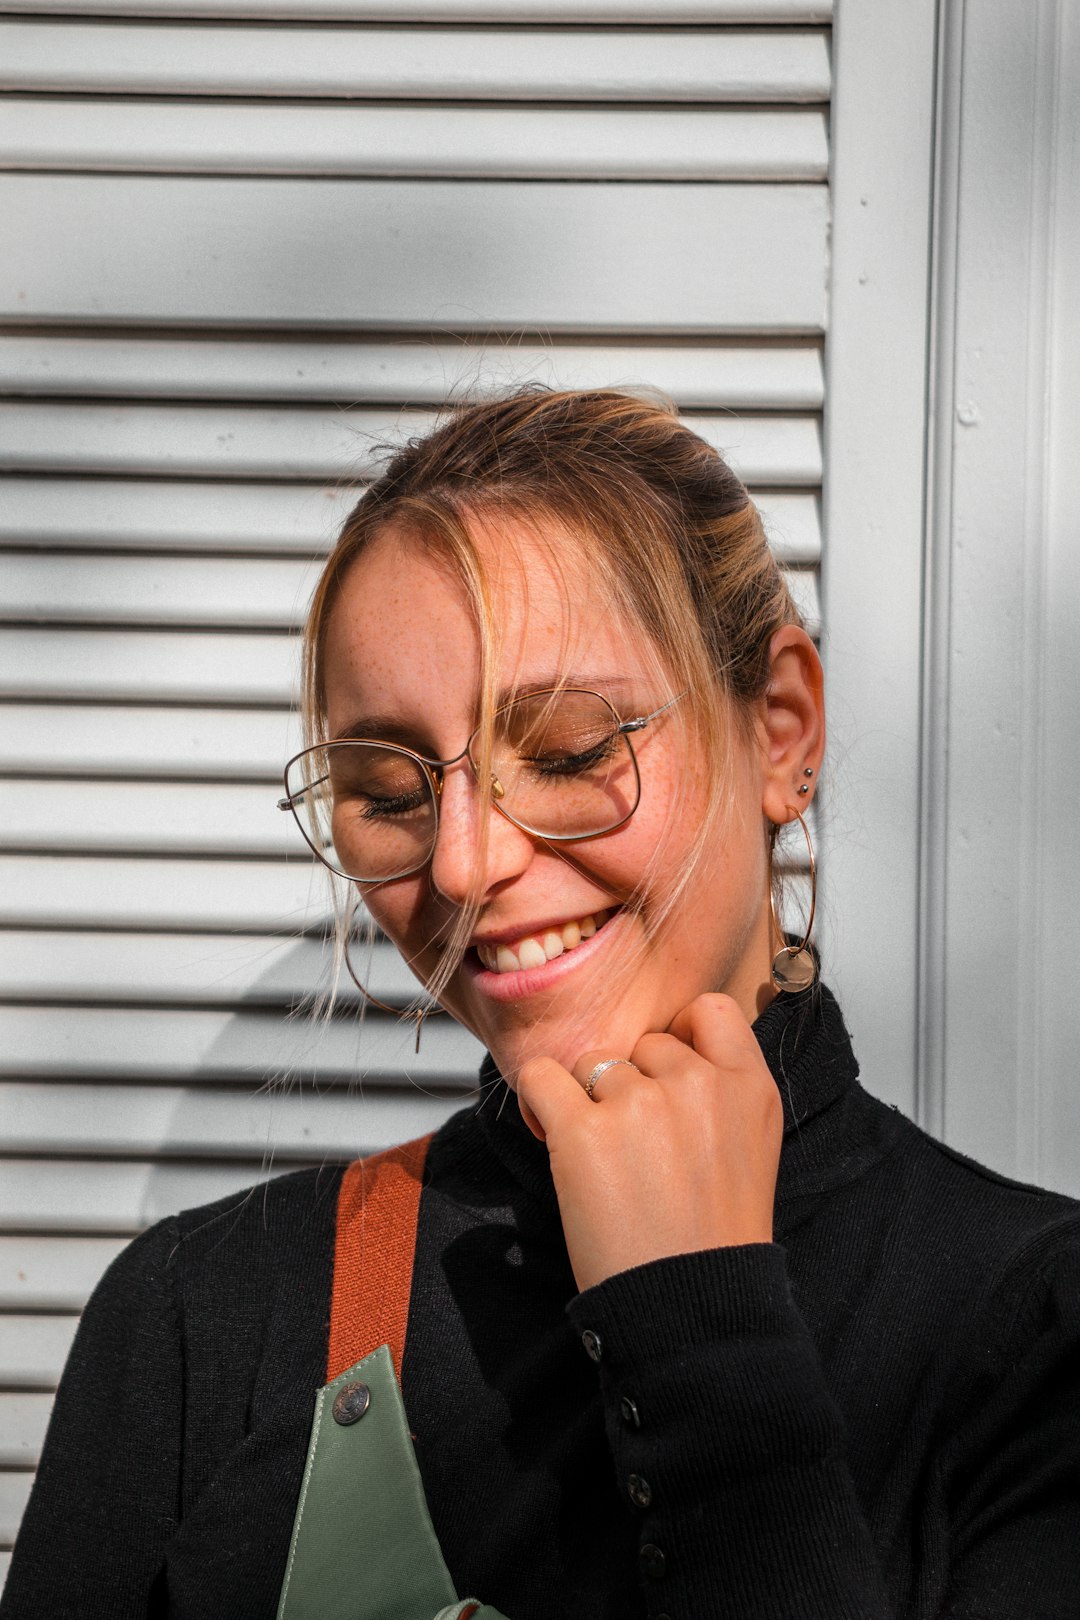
278, 686, 686, 884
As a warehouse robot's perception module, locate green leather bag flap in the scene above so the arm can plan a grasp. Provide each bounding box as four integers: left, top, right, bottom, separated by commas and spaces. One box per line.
278, 1345, 459, 1620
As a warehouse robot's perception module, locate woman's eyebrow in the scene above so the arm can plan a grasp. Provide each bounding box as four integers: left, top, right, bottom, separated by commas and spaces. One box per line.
330, 714, 417, 744
494, 674, 636, 704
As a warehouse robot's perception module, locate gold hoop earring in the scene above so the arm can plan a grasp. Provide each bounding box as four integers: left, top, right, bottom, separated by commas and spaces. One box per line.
342, 935, 443, 1054
769, 806, 818, 993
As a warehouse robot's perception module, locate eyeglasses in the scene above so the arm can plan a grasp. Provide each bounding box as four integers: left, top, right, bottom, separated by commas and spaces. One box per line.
278, 687, 684, 883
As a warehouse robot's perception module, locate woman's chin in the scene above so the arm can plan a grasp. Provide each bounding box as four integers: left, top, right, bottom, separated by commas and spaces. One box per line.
481, 1011, 650, 1090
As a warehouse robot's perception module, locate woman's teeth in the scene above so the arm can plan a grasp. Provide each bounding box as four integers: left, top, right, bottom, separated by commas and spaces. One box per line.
476, 911, 610, 974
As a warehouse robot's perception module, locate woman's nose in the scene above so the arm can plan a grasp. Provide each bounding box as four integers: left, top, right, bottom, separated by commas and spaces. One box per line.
428, 761, 535, 906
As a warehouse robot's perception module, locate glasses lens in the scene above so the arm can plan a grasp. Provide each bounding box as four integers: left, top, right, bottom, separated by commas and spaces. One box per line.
286, 742, 436, 880
481, 690, 640, 838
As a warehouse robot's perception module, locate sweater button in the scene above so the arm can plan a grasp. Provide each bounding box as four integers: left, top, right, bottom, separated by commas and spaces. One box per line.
581, 1329, 603, 1363
619, 1394, 641, 1429
639, 1543, 666, 1580
331, 1382, 371, 1425
627, 1473, 652, 1510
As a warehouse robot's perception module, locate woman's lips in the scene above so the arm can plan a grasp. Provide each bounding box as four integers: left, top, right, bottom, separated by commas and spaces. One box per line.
465, 908, 622, 1001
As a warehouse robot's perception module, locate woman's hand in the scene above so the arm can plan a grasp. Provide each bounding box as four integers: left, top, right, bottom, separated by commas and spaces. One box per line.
516, 993, 784, 1293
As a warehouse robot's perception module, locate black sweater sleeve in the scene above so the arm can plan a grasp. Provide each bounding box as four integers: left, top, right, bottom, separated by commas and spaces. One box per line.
566, 1235, 1080, 1620
0, 1219, 183, 1620
568, 1244, 892, 1619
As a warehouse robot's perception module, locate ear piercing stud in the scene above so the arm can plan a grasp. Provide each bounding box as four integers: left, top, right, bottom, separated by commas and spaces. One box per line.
798, 767, 814, 796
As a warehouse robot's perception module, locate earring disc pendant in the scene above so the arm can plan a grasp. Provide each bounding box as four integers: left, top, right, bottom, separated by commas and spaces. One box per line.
771, 945, 816, 993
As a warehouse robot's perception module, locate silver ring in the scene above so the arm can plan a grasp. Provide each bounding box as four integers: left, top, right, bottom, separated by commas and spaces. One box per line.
583, 1057, 640, 1101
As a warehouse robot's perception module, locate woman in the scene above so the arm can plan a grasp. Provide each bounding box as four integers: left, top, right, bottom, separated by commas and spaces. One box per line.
4, 390, 1079, 1619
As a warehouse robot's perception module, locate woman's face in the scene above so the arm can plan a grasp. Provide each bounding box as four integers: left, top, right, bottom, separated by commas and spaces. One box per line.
322, 516, 783, 1083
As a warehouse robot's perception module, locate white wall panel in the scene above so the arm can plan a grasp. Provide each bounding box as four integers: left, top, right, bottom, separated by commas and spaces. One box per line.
0, 22, 830, 100
0, 177, 828, 331
0, 0, 832, 1574
1, 101, 828, 181
820, 2, 935, 1115
921, 0, 1080, 1195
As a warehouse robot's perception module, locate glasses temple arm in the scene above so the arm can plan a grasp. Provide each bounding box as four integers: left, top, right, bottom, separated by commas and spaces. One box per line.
618, 689, 689, 735
278, 769, 331, 812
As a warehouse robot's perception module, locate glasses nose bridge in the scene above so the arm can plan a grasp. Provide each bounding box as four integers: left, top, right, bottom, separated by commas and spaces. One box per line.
428, 738, 509, 821
424, 739, 476, 803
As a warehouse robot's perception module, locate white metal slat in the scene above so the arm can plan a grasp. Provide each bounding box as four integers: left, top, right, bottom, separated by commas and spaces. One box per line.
2, 2, 833, 20
0, 403, 823, 485
0, 1158, 370, 1233
0, 930, 467, 1004
1, 552, 321, 628
0, 1475, 30, 1549
0, 779, 310, 855
0, 1235, 126, 1310
0, 336, 826, 408
0, 1317, 79, 1387
0, 479, 823, 563
0, 551, 820, 628
0, 628, 298, 703
0, 852, 809, 932
0, 1399, 48, 1470
0, 1003, 486, 1081
0, 177, 829, 331
0, 1082, 464, 1159
0, 855, 334, 930
0, 23, 831, 101
0, 477, 351, 553
0, 703, 299, 777
0, 102, 828, 181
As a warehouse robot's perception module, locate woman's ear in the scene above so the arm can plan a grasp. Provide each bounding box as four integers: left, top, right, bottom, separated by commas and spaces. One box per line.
757, 625, 825, 826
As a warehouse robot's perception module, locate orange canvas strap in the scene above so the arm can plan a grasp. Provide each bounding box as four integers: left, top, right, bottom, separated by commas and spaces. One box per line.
327, 1133, 434, 1384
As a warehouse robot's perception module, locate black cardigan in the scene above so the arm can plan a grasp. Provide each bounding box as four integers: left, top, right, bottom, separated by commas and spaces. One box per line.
4, 986, 1080, 1619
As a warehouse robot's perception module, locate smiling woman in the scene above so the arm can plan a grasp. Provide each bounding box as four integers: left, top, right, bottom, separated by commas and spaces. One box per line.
4, 390, 1080, 1620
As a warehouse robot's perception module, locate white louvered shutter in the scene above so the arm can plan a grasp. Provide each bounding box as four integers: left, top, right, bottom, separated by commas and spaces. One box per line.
0, 0, 831, 1575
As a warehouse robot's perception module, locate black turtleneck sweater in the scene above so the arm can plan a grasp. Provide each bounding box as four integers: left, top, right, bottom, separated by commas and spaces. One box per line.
4, 986, 1080, 1619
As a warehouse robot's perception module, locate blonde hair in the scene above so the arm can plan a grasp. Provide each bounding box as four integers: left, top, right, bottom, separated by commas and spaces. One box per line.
302, 388, 804, 1021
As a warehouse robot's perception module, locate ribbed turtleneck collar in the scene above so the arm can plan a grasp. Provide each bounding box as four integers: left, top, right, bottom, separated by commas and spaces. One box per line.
461, 982, 863, 1220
